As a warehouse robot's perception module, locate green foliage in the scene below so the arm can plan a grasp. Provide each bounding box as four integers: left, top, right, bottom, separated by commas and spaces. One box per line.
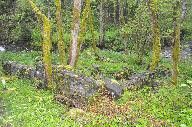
0, 79, 80, 127
117, 85, 192, 126
31, 26, 42, 48
1, 48, 192, 126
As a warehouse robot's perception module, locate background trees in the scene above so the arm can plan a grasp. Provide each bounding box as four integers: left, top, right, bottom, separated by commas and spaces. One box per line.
1, 0, 191, 51
0, 0, 192, 86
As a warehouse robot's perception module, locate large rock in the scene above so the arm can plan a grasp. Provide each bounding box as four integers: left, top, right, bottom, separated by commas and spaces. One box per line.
123, 68, 171, 90
104, 78, 123, 99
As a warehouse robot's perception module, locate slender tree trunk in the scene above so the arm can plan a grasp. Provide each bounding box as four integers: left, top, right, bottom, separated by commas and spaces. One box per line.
75, 0, 98, 66
116, 0, 120, 25
124, 0, 128, 23
28, 0, 53, 89
120, 0, 125, 25
88, 7, 97, 55
172, 1, 181, 85
47, 0, 51, 19
69, 0, 82, 67
75, 0, 89, 66
147, 0, 161, 71
181, 0, 187, 22
55, 0, 65, 65
99, 0, 105, 48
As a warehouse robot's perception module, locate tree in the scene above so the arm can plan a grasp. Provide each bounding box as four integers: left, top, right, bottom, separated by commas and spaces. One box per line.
99, 0, 105, 48
28, 0, 53, 89
69, 0, 82, 67
55, 0, 65, 65
172, 0, 181, 85
147, 0, 161, 71
181, 0, 187, 21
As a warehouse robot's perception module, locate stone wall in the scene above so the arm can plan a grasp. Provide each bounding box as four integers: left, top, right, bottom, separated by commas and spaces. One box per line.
2, 61, 171, 107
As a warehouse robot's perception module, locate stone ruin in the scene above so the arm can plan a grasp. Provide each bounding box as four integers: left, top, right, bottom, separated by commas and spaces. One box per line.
2, 61, 171, 107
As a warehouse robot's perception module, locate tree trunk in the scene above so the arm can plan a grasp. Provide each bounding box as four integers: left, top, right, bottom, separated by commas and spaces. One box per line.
116, 0, 120, 25
181, 0, 187, 22
147, 0, 161, 71
172, 1, 181, 85
69, 0, 82, 67
46, 0, 51, 19
99, 0, 105, 48
55, 0, 65, 65
28, 0, 53, 89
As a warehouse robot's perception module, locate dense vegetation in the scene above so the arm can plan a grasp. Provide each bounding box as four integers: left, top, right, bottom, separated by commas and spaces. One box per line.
0, 0, 192, 126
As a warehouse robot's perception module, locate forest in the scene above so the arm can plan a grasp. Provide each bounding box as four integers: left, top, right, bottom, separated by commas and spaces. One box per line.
0, 0, 192, 126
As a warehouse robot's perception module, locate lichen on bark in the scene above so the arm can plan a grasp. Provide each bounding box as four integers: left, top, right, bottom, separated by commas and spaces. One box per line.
172, 0, 181, 85
28, 0, 53, 89
148, 0, 161, 71
55, 0, 65, 65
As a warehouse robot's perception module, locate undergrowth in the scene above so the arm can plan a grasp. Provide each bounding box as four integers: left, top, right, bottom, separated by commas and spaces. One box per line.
0, 50, 192, 126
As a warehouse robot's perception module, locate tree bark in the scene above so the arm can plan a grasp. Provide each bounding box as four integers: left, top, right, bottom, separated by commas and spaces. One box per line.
116, 0, 120, 25
69, 0, 82, 67
172, 1, 181, 85
147, 0, 161, 71
99, 0, 105, 48
46, 0, 51, 19
28, 0, 53, 89
55, 0, 65, 65
181, 0, 187, 22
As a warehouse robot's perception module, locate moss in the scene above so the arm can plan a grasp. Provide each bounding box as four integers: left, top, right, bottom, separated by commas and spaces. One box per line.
55, 0, 65, 65
172, 1, 181, 85
88, 7, 97, 55
148, 0, 161, 71
28, 0, 53, 89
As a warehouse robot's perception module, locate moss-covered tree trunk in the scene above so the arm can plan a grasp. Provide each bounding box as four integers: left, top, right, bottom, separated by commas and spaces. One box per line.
172, 1, 181, 85
148, 0, 161, 71
55, 0, 65, 65
69, 0, 82, 67
88, 8, 97, 55
99, 0, 105, 48
28, 0, 53, 89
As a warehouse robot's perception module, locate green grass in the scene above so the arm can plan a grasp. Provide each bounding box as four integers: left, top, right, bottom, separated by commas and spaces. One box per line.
0, 79, 85, 127
117, 85, 192, 126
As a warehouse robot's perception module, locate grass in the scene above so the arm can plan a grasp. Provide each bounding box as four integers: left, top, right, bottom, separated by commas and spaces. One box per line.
0, 49, 192, 126
0, 79, 84, 127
